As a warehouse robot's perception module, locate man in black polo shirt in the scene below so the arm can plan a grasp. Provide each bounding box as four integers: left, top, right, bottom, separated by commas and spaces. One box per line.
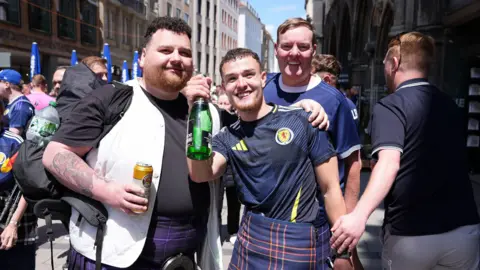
330, 31, 480, 269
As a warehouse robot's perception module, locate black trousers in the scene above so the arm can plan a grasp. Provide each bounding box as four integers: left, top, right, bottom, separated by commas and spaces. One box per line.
218, 185, 241, 235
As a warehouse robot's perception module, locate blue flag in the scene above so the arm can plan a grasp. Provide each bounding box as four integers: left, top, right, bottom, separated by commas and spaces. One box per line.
101, 43, 112, 83
30, 42, 41, 80
122, 60, 130, 83
131, 50, 142, 79
71, 50, 78, 66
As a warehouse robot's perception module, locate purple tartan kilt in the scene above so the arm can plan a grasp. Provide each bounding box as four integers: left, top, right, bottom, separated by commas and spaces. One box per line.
68, 215, 205, 270
228, 212, 330, 270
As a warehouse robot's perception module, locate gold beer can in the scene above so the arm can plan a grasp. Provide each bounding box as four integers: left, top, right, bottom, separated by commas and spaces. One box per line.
132, 162, 153, 213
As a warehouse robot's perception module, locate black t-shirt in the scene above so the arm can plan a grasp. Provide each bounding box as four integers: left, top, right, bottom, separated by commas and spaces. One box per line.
53, 86, 210, 217
142, 90, 209, 216
370, 78, 480, 236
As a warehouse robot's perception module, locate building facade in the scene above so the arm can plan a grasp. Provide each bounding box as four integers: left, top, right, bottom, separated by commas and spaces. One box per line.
101, 0, 151, 81
260, 27, 276, 73
157, 0, 193, 24
0, 0, 102, 86
238, 1, 262, 61
318, 0, 480, 168
305, 0, 333, 53
218, 0, 239, 84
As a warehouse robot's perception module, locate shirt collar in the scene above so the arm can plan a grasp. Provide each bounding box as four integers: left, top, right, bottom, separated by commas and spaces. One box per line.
396, 78, 429, 90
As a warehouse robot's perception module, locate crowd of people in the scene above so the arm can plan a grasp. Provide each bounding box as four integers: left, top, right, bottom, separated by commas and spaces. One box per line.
0, 15, 478, 270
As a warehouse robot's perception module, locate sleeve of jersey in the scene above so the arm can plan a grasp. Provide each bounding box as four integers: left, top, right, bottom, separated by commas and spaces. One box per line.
370, 103, 405, 158
332, 98, 361, 159
309, 128, 337, 167
0, 136, 23, 183
212, 129, 229, 162
9, 102, 34, 129
52, 94, 107, 148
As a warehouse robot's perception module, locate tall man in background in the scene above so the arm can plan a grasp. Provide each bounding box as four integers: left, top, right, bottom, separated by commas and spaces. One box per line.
263, 18, 362, 269
331, 31, 480, 270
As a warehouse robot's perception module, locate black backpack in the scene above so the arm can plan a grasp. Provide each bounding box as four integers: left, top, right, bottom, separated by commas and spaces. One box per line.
12, 63, 134, 270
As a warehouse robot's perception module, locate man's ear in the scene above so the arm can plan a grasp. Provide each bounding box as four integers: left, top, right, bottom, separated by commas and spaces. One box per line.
139, 48, 146, 68
392, 56, 400, 72
261, 71, 267, 88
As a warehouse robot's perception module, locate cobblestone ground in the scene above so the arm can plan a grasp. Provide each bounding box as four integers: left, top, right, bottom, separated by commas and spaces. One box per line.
35, 172, 385, 270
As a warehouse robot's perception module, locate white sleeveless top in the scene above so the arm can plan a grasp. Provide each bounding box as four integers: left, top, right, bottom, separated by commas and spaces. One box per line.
68, 79, 222, 268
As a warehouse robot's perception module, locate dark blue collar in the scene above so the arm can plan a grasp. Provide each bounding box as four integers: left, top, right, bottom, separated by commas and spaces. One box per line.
396, 78, 429, 90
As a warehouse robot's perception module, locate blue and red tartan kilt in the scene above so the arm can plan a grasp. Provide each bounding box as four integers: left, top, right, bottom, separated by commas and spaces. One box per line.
228, 212, 330, 270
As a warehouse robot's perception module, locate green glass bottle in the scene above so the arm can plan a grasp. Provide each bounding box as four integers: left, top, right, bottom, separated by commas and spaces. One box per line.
187, 98, 213, 160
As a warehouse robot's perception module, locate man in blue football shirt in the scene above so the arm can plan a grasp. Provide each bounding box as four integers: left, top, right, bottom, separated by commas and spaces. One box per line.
0, 69, 35, 137
188, 48, 348, 269
311, 54, 359, 129
263, 18, 362, 269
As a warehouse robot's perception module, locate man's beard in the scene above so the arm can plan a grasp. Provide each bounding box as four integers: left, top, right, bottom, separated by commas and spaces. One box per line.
144, 64, 192, 93
230, 91, 262, 112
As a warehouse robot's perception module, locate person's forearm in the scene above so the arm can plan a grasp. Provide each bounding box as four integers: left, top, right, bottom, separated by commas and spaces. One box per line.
344, 152, 361, 213
187, 158, 216, 183
44, 148, 108, 201
353, 158, 399, 220
324, 184, 347, 225
10, 196, 28, 223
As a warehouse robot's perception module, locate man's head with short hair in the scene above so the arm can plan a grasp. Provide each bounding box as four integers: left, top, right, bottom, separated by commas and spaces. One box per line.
275, 18, 317, 87
51, 66, 68, 97
220, 48, 266, 114
81, 56, 108, 82
383, 31, 435, 92
0, 69, 23, 98
31, 74, 48, 93
311, 54, 342, 88
139, 16, 194, 96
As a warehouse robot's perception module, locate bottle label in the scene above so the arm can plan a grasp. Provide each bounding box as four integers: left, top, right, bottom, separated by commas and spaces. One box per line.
187, 110, 212, 149
28, 116, 59, 139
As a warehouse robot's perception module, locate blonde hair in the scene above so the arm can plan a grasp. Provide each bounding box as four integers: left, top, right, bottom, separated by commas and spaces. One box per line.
31, 74, 47, 87
81, 56, 107, 70
386, 32, 435, 73
312, 54, 342, 76
277, 17, 316, 45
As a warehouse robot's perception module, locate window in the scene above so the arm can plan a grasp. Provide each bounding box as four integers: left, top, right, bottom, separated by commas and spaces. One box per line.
0, 0, 21, 25
214, 5, 217, 22
136, 23, 141, 48
197, 52, 201, 71
197, 0, 201, 14
206, 53, 209, 71
206, 1, 210, 18
213, 30, 216, 47
80, 0, 97, 45
122, 17, 129, 44
206, 27, 210, 45
58, 0, 76, 39
184, 13, 189, 23
197, 23, 201, 43
103, 9, 114, 40
167, 3, 172, 17
176, 8, 181, 18
29, 0, 51, 33
213, 56, 216, 73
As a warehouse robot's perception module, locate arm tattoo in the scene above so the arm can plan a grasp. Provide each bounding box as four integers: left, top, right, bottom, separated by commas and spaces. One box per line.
52, 151, 95, 198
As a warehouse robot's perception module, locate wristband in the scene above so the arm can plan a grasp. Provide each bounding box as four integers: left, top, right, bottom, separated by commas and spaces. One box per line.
9, 220, 19, 227
335, 250, 351, 259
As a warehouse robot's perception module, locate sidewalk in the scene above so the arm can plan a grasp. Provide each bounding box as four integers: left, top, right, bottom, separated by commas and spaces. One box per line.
36, 172, 383, 269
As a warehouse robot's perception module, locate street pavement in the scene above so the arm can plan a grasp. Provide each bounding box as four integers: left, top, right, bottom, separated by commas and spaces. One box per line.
35, 172, 383, 269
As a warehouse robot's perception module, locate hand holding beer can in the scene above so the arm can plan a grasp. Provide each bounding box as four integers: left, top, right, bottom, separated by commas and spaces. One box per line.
132, 162, 153, 214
